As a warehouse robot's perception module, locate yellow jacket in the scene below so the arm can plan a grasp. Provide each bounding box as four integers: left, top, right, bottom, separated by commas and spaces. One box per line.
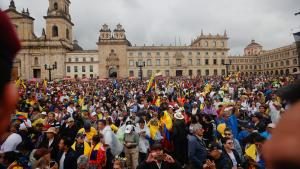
78, 127, 97, 143
71, 141, 91, 157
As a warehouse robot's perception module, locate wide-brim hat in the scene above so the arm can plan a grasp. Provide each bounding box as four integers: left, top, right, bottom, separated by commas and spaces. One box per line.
45, 127, 57, 134
174, 112, 184, 120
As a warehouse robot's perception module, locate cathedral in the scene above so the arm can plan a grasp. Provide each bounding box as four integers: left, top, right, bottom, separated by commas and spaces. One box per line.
4, 0, 299, 80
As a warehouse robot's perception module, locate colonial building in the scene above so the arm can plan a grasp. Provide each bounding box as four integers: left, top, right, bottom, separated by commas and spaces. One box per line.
229, 40, 299, 76
4, 0, 299, 80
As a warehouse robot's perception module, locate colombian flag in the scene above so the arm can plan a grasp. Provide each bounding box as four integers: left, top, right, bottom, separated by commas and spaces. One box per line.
161, 111, 173, 150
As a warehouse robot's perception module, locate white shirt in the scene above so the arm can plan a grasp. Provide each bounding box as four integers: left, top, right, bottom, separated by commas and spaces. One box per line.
0, 133, 22, 152
228, 151, 237, 167
59, 152, 66, 169
48, 138, 54, 148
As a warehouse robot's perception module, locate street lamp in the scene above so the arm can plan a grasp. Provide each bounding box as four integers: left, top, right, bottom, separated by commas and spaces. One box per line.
222, 59, 232, 76
136, 61, 145, 81
44, 61, 57, 81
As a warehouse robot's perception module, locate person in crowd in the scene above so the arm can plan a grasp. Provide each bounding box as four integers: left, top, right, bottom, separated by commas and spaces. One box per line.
221, 137, 243, 169
0, 10, 20, 137
60, 117, 78, 141
56, 137, 77, 169
77, 155, 89, 169
88, 134, 106, 169
124, 124, 139, 169
71, 133, 91, 158
0, 126, 22, 153
38, 127, 59, 159
251, 113, 266, 133
78, 121, 97, 144
188, 123, 207, 169
172, 110, 188, 167
223, 128, 244, 162
136, 142, 181, 169
135, 119, 150, 163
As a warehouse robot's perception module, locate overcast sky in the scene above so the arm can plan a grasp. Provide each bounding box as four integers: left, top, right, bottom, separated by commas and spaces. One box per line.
1, 0, 300, 55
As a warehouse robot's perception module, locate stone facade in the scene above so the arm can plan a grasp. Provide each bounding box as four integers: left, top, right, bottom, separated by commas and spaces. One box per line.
5, 0, 299, 80
229, 40, 299, 76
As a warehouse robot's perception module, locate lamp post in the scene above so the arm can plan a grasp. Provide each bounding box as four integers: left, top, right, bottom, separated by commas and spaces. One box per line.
44, 62, 57, 81
222, 59, 232, 76
136, 61, 145, 81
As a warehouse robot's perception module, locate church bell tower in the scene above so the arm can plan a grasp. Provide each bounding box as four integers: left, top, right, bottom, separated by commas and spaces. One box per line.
44, 0, 74, 43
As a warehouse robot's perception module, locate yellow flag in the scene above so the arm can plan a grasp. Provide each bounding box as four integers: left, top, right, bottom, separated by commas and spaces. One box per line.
43, 79, 47, 88
146, 74, 154, 92
245, 144, 257, 161
160, 111, 172, 130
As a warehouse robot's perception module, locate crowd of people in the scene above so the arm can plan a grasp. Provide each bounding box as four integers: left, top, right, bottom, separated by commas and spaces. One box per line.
0, 74, 295, 169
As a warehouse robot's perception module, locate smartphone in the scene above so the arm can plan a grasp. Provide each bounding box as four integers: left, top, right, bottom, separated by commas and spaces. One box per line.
155, 154, 166, 161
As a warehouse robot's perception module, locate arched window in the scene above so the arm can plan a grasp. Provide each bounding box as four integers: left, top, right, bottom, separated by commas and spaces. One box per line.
52, 25, 58, 37
54, 2, 58, 10
205, 41, 208, 47
293, 59, 297, 65
66, 28, 69, 39
286, 60, 290, 66
34, 57, 38, 65
280, 61, 284, 66
286, 69, 290, 75
293, 68, 298, 73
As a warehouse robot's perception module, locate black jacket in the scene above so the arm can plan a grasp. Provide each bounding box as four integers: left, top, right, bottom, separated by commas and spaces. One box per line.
215, 149, 242, 169
56, 149, 77, 169
137, 161, 182, 169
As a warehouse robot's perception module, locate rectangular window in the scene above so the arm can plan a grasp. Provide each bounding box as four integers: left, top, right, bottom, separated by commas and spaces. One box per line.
89, 65, 93, 72
74, 74, 78, 79
197, 69, 201, 76
222, 69, 226, 75
68, 58, 71, 62
213, 52, 217, 56
147, 59, 152, 66
67, 66, 70, 73
147, 70, 152, 77
156, 59, 160, 66
176, 59, 181, 66
129, 60, 134, 67
165, 70, 170, 77
214, 69, 218, 75
129, 52, 133, 56
138, 52, 142, 57
165, 59, 169, 66
82, 66, 86, 72
147, 52, 151, 56
74, 66, 78, 72
206, 52, 209, 56
205, 59, 209, 65
197, 52, 200, 55
82, 74, 85, 78
91, 57, 94, 62
189, 70, 193, 76
213, 59, 217, 65
156, 52, 160, 56
221, 59, 225, 65
188, 51, 192, 55
75, 58, 78, 62
129, 70, 134, 77
90, 74, 93, 78
188, 59, 193, 65
205, 69, 209, 76
197, 59, 200, 65
83, 57, 86, 62
165, 52, 169, 56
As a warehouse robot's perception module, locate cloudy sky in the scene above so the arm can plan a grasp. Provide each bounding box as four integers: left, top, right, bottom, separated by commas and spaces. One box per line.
1, 0, 300, 55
